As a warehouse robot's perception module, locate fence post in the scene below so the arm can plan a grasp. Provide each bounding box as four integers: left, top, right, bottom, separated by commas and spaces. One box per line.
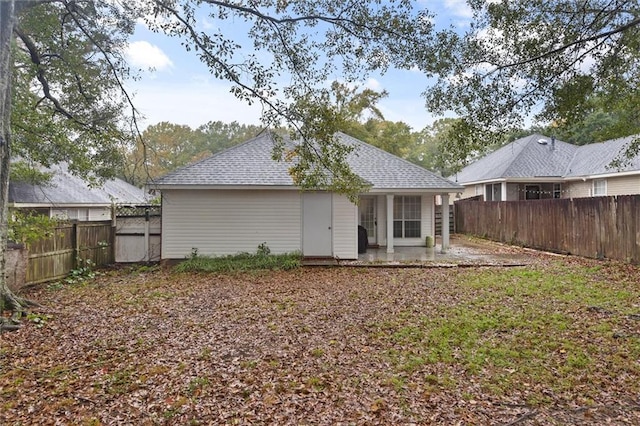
73, 222, 79, 269
144, 207, 150, 263
111, 204, 117, 263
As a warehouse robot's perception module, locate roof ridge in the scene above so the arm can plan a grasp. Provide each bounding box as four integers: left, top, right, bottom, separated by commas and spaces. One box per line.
152, 128, 273, 182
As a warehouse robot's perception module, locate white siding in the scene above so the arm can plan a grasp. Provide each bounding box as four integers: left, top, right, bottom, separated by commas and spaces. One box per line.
87, 207, 111, 221
459, 185, 478, 200
565, 181, 590, 198
607, 175, 640, 196
332, 194, 357, 259
161, 189, 301, 259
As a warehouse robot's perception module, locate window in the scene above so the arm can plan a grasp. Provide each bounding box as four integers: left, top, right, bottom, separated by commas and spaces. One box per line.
393, 196, 421, 238
525, 185, 540, 200
485, 183, 502, 201
553, 183, 561, 199
593, 179, 607, 196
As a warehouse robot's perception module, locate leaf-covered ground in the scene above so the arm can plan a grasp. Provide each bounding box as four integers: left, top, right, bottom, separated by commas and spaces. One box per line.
2, 255, 640, 425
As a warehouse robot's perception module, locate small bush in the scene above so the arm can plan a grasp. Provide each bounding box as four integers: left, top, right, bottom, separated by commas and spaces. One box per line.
174, 246, 301, 273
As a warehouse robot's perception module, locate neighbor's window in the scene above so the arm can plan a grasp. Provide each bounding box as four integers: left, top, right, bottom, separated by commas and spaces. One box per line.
525, 185, 541, 200
553, 183, 562, 199
593, 179, 607, 196
393, 196, 421, 238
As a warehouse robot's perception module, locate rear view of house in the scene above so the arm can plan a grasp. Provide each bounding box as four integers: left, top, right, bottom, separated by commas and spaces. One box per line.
454, 134, 640, 201
150, 131, 462, 260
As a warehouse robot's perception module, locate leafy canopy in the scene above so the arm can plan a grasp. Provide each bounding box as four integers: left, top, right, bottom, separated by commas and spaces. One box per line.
425, 0, 640, 159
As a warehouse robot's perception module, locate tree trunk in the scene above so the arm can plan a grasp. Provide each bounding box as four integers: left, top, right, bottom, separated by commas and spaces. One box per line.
0, 0, 28, 332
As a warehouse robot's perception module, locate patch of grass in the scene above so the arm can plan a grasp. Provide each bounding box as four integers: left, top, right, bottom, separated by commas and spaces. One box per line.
310, 348, 324, 358
187, 377, 210, 395
371, 263, 640, 403
174, 249, 301, 273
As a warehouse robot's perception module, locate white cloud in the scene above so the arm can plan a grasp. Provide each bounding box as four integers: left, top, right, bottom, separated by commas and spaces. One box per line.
364, 78, 382, 91
128, 77, 263, 129
444, 0, 474, 19
126, 41, 173, 71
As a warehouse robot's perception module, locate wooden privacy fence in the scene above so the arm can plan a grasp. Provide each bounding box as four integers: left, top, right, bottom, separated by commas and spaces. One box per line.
455, 195, 640, 263
26, 221, 114, 284
435, 204, 455, 236
22, 205, 161, 285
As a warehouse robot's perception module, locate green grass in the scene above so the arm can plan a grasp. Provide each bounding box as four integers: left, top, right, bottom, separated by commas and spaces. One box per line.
373, 264, 640, 404
174, 251, 301, 273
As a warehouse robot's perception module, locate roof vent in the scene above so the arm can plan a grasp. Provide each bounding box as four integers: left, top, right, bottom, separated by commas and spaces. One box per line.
537, 138, 548, 145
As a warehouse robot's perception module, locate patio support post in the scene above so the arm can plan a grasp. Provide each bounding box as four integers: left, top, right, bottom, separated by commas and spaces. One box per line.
386, 194, 394, 253
501, 181, 507, 201
441, 194, 450, 252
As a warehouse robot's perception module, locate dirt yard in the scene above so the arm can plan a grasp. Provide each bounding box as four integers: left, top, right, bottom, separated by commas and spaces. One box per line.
2, 252, 640, 424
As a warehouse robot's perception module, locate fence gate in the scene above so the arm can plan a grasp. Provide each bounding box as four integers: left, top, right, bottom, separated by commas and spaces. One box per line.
115, 205, 161, 263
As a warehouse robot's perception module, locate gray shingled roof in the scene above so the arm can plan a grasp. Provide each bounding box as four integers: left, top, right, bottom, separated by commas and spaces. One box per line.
454, 134, 577, 183
9, 163, 148, 205
153, 131, 462, 191
564, 135, 640, 177
455, 133, 640, 183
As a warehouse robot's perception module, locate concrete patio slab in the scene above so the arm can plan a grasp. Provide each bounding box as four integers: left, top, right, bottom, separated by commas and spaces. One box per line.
339, 234, 547, 267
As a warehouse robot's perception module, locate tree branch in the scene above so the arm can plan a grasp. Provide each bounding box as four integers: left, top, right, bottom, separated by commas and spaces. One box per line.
13, 26, 79, 122
489, 16, 640, 75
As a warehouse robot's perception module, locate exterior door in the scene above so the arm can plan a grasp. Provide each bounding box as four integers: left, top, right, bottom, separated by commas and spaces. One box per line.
303, 193, 332, 256
359, 196, 377, 245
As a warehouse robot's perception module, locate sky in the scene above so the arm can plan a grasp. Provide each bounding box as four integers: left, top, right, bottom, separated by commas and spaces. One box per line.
124, 1, 475, 132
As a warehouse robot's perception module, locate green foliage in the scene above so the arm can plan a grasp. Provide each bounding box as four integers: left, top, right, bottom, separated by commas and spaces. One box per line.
12, 1, 134, 184
175, 246, 301, 273
26, 313, 52, 328
8, 211, 59, 245
63, 259, 97, 286
121, 121, 267, 185
426, 0, 640, 160
9, 160, 53, 185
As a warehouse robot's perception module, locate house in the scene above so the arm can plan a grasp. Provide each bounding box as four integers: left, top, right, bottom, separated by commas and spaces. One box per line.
454, 133, 640, 201
9, 162, 149, 221
149, 131, 463, 260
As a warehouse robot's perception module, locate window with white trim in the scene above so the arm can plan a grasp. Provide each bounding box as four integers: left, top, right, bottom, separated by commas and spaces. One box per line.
393, 196, 421, 238
593, 179, 607, 196
553, 183, 561, 199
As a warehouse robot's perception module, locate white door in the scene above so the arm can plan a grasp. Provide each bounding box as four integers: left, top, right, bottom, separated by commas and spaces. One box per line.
303, 193, 332, 256
359, 196, 377, 245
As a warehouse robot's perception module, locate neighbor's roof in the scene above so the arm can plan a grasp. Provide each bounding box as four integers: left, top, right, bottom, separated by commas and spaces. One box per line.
9, 162, 148, 206
454, 134, 577, 184
152, 131, 462, 191
564, 135, 640, 177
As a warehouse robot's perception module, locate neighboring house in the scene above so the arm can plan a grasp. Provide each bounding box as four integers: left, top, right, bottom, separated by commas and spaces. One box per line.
453, 133, 640, 201
149, 131, 462, 260
9, 162, 149, 221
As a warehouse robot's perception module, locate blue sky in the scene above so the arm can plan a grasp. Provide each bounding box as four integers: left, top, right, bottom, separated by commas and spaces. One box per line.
124, 1, 474, 132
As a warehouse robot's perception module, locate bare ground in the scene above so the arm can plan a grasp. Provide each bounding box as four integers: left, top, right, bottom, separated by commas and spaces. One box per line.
1, 252, 640, 425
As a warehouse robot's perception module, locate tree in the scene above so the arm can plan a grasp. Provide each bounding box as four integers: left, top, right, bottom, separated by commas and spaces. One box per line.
123, 122, 199, 185
1, 0, 435, 330
2, 0, 137, 331
425, 0, 640, 159
121, 121, 265, 185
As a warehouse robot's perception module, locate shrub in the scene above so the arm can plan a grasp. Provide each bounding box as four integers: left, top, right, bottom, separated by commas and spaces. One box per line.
174, 245, 301, 273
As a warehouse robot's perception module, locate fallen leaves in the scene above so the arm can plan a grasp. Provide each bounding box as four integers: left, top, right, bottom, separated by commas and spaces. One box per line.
1, 257, 639, 425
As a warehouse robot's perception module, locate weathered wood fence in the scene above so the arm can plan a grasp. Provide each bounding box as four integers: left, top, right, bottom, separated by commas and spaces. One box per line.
455, 195, 640, 263
27, 221, 114, 284
21, 205, 161, 285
